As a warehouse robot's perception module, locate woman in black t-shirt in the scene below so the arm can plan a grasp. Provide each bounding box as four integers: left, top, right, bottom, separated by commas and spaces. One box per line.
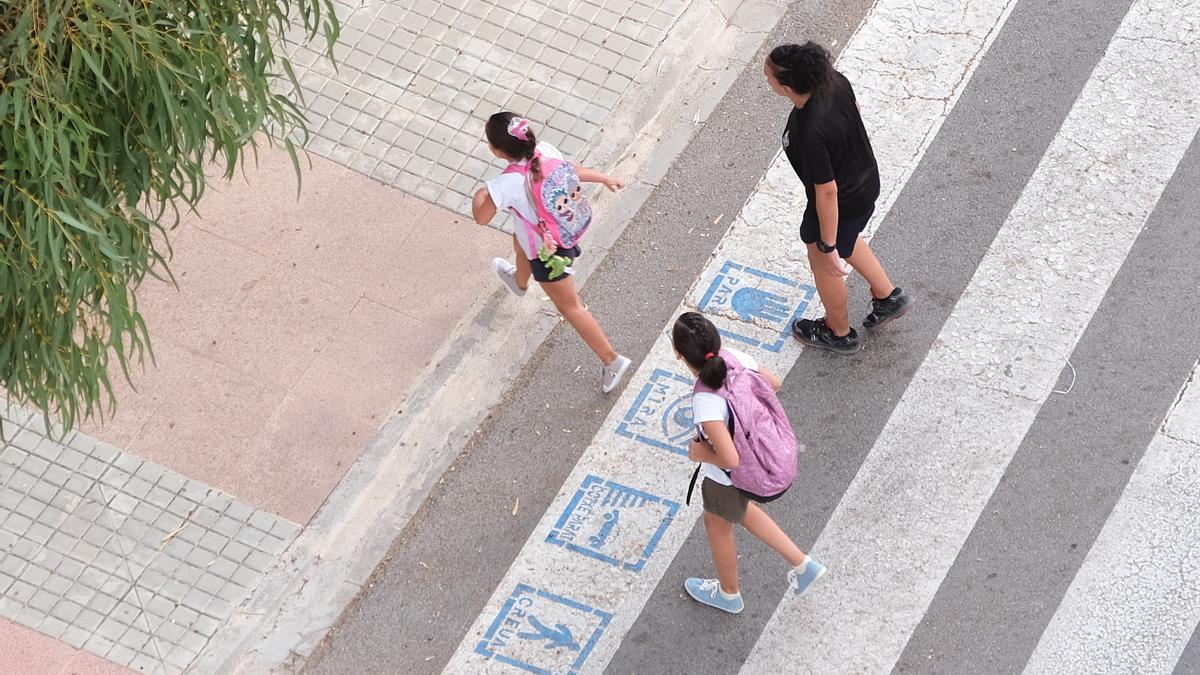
765, 42, 911, 354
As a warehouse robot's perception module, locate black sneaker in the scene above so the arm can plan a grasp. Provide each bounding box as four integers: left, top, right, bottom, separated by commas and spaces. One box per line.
792, 318, 861, 354
863, 288, 912, 329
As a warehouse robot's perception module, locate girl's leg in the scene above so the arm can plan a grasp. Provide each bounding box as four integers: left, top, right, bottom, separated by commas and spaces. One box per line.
704, 511, 740, 594
742, 502, 807, 567
807, 244, 852, 336
511, 237, 532, 291
540, 276, 618, 364
844, 237, 896, 300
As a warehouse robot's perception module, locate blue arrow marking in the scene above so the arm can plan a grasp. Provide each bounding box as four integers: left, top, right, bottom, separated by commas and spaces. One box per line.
518, 616, 581, 652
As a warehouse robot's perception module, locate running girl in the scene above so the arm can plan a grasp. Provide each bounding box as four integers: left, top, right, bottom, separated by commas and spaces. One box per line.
471, 112, 632, 393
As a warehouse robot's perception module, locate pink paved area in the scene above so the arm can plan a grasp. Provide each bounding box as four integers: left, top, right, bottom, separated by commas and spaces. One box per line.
0, 619, 134, 675
81, 145, 509, 524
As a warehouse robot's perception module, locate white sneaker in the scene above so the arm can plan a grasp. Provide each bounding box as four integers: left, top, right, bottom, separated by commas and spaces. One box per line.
492, 258, 525, 297
601, 355, 632, 393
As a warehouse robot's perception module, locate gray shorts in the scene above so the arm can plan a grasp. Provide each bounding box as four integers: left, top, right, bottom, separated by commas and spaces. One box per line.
701, 478, 748, 524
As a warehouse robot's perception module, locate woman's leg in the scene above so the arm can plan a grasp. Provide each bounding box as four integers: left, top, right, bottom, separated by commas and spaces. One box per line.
539, 276, 618, 364
844, 237, 895, 300
704, 511, 741, 594
807, 243, 852, 336
511, 237, 532, 292
742, 502, 807, 567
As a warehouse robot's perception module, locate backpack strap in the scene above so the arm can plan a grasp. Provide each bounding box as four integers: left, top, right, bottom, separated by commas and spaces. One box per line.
505, 152, 554, 249
685, 463, 702, 506
690, 350, 747, 497
719, 348, 745, 376
710, 350, 745, 439
500, 160, 545, 246
522, 150, 542, 200
525, 152, 556, 247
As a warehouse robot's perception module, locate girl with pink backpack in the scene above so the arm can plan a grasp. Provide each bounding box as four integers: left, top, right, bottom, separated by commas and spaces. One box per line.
471, 112, 632, 394
672, 312, 826, 614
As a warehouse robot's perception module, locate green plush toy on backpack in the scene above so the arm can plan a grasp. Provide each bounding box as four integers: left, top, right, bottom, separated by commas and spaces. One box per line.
537, 246, 573, 280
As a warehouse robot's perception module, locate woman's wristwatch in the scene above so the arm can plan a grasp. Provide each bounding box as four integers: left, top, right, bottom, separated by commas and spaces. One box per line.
816, 241, 837, 253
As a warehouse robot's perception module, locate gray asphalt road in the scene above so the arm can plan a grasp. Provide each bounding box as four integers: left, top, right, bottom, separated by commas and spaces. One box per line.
305, 0, 1200, 672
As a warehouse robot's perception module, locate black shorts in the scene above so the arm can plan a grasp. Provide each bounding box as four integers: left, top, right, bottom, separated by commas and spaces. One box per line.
530, 245, 581, 283
799, 205, 875, 258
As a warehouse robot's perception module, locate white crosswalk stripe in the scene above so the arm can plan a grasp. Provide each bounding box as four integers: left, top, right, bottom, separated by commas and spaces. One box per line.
1023, 358, 1200, 674
742, 0, 1200, 671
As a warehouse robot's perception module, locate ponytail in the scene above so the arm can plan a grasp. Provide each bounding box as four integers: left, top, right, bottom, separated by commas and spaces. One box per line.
528, 151, 542, 182
698, 351, 728, 390
672, 312, 727, 389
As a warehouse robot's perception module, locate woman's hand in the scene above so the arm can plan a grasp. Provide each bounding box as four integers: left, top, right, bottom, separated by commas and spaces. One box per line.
688, 436, 710, 463
810, 245, 850, 279
833, 253, 852, 277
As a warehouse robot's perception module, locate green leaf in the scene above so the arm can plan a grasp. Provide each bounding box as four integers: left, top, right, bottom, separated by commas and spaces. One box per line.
52, 209, 100, 236
0, 0, 340, 431
76, 47, 117, 94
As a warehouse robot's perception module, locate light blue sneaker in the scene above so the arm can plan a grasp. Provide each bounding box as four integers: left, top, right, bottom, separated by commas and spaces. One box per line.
788, 557, 827, 597
684, 577, 744, 614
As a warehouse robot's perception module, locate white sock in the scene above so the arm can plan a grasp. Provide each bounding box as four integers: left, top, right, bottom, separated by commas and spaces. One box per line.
720, 588, 740, 600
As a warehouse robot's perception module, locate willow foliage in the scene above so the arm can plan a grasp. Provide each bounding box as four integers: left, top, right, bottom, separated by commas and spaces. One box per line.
0, 1, 338, 431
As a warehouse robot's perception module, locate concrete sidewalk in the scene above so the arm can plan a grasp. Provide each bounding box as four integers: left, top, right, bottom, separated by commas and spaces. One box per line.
0, 0, 786, 672
81, 148, 508, 525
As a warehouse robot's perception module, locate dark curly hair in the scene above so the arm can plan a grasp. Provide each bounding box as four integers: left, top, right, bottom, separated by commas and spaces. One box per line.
767, 42, 834, 95
485, 111, 542, 181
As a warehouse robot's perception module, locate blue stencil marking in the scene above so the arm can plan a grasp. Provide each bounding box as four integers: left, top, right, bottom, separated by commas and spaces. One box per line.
547, 475, 681, 572
697, 260, 817, 352
616, 368, 695, 456
475, 584, 613, 675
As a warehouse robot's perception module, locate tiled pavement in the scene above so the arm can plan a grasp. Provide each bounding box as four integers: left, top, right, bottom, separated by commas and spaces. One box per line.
290, 0, 692, 214
0, 405, 299, 674
1, 617, 136, 674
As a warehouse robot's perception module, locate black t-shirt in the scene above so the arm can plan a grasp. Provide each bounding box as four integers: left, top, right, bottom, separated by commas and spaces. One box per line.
782, 72, 880, 221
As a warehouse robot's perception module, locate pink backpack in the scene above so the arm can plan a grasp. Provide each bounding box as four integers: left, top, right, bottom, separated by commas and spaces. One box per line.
502, 150, 593, 250
692, 349, 798, 501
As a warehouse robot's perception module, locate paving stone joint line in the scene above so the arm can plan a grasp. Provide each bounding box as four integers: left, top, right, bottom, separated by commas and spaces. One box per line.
1, 401, 302, 674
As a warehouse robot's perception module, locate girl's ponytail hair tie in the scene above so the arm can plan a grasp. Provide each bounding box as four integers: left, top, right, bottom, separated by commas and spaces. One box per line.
507, 117, 530, 141
704, 352, 715, 360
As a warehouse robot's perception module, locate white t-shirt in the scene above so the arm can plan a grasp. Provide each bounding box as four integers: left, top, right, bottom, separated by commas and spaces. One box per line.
485, 142, 565, 259
691, 347, 759, 486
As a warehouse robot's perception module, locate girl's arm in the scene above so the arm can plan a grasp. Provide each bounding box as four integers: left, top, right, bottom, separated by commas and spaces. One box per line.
472, 187, 498, 224
575, 166, 624, 192
692, 420, 739, 470
758, 366, 782, 392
